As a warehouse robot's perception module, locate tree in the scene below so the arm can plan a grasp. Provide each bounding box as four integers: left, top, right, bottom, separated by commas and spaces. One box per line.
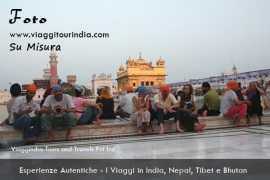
63, 85, 75, 96
63, 85, 92, 97
84, 87, 92, 96
97, 88, 102, 96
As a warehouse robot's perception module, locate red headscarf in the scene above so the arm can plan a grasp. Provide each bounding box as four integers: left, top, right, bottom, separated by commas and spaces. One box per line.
159, 86, 170, 94
126, 86, 133, 93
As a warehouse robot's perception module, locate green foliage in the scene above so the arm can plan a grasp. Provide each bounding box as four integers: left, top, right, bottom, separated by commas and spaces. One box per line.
63, 85, 92, 97
84, 87, 92, 96
63, 86, 75, 96
97, 88, 102, 96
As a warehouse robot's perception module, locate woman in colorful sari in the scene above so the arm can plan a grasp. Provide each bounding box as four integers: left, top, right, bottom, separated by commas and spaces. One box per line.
130, 86, 152, 135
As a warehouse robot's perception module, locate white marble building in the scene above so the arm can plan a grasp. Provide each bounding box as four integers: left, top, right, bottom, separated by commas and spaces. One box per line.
91, 73, 118, 98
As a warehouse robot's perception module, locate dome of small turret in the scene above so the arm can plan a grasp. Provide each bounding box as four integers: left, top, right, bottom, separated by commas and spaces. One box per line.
119, 64, 124, 71
50, 49, 57, 56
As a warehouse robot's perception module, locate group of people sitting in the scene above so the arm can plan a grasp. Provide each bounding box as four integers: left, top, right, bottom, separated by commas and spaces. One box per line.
1, 79, 270, 148
117, 80, 270, 133
0, 83, 119, 147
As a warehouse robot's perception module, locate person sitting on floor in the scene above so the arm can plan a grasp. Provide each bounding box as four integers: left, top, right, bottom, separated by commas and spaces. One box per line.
116, 86, 134, 118
236, 82, 244, 101
96, 88, 116, 119
154, 85, 184, 134
73, 85, 103, 125
220, 81, 249, 126
10, 84, 41, 144
178, 84, 206, 132
0, 83, 21, 126
241, 81, 265, 125
40, 85, 77, 142
262, 80, 270, 112
40, 88, 52, 108
198, 82, 221, 117
130, 86, 152, 135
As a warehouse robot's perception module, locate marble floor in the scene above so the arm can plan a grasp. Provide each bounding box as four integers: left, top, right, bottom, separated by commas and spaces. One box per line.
1, 124, 270, 159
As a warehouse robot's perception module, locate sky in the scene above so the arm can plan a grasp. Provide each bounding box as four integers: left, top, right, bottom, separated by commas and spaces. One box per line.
0, 0, 270, 90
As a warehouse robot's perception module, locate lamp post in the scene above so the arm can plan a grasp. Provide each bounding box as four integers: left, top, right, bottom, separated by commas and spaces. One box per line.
119, 88, 122, 99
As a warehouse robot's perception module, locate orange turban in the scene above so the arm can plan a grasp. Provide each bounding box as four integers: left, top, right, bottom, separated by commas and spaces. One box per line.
27, 84, 36, 92
224, 81, 238, 94
126, 86, 133, 92
159, 86, 170, 94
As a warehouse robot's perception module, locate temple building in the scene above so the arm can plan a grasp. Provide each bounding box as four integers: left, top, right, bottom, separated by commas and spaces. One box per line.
91, 73, 118, 98
31, 50, 61, 89
116, 52, 166, 94
221, 65, 237, 76
23, 50, 76, 91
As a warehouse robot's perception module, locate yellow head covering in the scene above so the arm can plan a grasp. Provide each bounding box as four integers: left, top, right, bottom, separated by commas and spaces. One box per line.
100, 88, 112, 99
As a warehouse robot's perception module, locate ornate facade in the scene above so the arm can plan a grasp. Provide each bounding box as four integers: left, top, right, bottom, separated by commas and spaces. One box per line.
116, 53, 166, 94
32, 50, 61, 89
91, 73, 118, 98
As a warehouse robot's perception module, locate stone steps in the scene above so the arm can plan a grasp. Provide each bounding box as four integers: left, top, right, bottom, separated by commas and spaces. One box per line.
0, 112, 270, 141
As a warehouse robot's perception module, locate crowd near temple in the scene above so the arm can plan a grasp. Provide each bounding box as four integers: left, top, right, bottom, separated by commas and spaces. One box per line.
0, 50, 270, 148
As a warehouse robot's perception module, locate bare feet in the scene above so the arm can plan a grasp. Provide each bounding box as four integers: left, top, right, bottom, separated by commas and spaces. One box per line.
176, 127, 184, 133
92, 119, 104, 125
246, 115, 252, 125
235, 121, 248, 127
143, 122, 152, 134
0, 119, 8, 126
259, 121, 264, 125
46, 135, 54, 142
91, 121, 100, 125
97, 119, 105, 124
137, 127, 143, 135
30, 137, 39, 143
66, 134, 74, 141
159, 123, 164, 134
202, 110, 207, 117
200, 122, 206, 132
25, 139, 35, 145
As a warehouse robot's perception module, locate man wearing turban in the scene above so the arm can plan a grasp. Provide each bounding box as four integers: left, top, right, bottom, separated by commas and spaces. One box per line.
220, 81, 249, 126
154, 85, 184, 134
116, 86, 134, 118
40, 85, 77, 142
10, 84, 41, 144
